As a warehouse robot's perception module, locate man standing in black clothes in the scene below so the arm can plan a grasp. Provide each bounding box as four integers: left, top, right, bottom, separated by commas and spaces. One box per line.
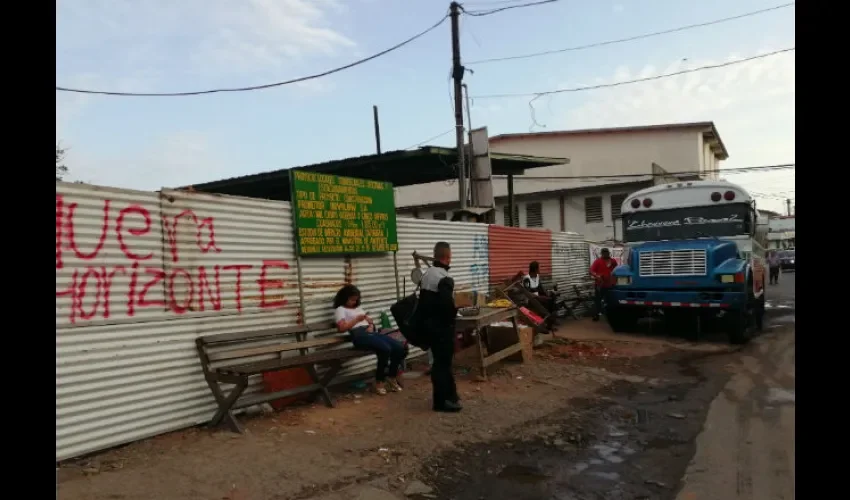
418, 241, 461, 413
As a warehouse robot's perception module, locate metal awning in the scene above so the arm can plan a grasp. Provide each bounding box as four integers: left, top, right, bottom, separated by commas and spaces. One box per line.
183, 146, 567, 201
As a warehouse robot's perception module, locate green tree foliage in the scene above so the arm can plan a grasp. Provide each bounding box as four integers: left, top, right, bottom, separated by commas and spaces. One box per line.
56, 143, 68, 181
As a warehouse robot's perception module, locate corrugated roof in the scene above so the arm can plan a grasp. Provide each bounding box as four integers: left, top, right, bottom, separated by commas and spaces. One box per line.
184, 146, 567, 201
490, 121, 729, 160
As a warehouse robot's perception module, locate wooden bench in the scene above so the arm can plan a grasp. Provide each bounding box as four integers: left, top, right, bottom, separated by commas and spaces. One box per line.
196, 324, 365, 433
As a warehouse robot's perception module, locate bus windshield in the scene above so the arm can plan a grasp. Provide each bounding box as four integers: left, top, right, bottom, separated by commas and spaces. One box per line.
622, 203, 750, 243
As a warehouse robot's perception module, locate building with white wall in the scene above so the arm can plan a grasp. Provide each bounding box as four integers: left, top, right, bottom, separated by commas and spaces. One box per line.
395, 122, 729, 242
767, 215, 796, 249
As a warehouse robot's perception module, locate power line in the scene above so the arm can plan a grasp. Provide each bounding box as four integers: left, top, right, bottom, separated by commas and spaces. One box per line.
497, 163, 794, 181
461, 0, 559, 17
467, 2, 795, 65
473, 47, 795, 99
463, 0, 539, 5
403, 129, 455, 150
55, 11, 450, 97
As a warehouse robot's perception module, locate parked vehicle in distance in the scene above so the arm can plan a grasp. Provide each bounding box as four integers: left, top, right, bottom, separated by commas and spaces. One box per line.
778, 249, 795, 271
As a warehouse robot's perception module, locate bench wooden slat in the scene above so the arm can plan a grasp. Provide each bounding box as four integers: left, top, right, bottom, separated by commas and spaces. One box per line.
197, 325, 308, 346
220, 348, 365, 376
207, 336, 349, 362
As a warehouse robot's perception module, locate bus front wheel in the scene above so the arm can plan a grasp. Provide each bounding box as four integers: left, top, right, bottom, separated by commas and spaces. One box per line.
607, 306, 640, 333
727, 308, 751, 344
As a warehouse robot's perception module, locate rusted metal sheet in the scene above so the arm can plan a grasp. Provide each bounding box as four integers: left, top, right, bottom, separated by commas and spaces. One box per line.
487, 225, 553, 285
57, 184, 301, 462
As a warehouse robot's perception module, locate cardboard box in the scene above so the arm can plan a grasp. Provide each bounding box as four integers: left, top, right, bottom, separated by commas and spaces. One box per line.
486, 325, 534, 363
454, 291, 487, 308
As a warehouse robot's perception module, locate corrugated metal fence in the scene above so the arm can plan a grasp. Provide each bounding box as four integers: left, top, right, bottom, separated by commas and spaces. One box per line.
56, 182, 588, 461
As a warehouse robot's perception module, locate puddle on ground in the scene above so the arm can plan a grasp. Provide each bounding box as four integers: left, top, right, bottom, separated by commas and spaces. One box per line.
765, 302, 794, 310
589, 471, 620, 481
592, 441, 629, 464
768, 314, 795, 325
766, 388, 795, 404
635, 409, 651, 424
497, 464, 550, 484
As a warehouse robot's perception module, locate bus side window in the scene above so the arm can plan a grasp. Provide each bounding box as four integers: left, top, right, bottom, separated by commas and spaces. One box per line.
746, 208, 756, 235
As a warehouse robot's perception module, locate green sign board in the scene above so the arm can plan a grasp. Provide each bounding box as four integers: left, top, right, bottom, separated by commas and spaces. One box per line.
290, 170, 399, 256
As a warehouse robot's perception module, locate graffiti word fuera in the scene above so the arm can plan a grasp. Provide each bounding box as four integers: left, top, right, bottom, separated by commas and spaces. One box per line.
56, 195, 291, 324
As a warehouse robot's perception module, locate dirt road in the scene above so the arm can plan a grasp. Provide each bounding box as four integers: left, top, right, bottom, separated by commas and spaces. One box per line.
58, 277, 795, 500
417, 278, 796, 500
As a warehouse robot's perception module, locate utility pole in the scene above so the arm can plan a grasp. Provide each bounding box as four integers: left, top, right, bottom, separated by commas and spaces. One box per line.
450, 1, 467, 210
372, 105, 382, 155
462, 83, 474, 206
786, 198, 792, 216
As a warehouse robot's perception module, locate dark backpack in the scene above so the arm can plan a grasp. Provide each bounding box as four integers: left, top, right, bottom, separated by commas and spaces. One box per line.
390, 284, 431, 350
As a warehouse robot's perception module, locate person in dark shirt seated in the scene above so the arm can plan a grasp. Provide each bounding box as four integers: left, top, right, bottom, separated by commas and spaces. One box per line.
523, 261, 557, 323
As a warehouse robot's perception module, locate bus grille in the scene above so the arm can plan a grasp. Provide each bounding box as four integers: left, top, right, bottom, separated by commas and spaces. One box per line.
639, 249, 707, 277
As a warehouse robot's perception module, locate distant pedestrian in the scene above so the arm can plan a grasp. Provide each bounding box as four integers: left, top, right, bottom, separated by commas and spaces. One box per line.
590, 248, 618, 321
768, 251, 781, 285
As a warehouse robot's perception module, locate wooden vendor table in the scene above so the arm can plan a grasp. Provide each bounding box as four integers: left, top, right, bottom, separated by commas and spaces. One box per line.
455, 307, 525, 378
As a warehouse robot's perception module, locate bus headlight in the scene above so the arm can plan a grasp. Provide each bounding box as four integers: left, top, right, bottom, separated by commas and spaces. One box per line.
617, 277, 631, 285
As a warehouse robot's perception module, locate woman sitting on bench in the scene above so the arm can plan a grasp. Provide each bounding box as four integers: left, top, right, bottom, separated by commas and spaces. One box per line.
333, 285, 405, 395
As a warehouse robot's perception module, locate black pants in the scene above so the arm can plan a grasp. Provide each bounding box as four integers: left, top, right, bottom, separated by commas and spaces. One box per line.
593, 286, 610, 318
769, 266, 780, 284
429, 327, 458, 408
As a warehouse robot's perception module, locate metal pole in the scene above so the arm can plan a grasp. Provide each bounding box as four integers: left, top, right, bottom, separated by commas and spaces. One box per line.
786, 198, 791, 216
373, 105, 382, 155
463, 83, 475, 207
294, 254, 307, 325
450, 2, 467, 210
507, 174, 515, 227
393, 251, 401, 300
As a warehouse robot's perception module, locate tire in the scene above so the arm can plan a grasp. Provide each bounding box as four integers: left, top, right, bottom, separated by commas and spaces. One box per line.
727, 308, 750, 344
754, 293, 765, 332
663, 309, 697, 335
607, 307, 640, 333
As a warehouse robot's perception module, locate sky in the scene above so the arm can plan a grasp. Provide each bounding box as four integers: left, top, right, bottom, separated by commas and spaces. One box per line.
56, 0, 795, 213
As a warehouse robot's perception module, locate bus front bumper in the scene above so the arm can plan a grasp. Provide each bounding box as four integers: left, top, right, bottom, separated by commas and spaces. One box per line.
608, 289, 747, 309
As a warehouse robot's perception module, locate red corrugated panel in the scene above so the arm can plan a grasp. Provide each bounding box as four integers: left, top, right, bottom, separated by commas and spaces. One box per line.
488, 225, 553, 284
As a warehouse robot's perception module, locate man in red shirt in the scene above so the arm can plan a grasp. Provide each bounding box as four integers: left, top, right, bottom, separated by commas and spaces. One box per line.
590, 248, 618, 321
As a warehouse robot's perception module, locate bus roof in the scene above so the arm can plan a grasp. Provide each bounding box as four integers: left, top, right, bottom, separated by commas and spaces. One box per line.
621, 180, 752, 215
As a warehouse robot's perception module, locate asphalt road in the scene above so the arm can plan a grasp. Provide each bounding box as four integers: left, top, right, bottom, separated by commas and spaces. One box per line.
676, 274, 795, 500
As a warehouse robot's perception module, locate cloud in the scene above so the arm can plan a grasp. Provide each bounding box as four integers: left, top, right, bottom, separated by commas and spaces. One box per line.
521, 47, 795, 211
56, 0, 355, 86
64, 131, 237, 190
550, 49, 795, 161
56, 0, 355, 191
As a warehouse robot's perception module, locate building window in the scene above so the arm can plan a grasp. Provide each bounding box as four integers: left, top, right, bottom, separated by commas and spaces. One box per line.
585, 196, 603, 223
610, 193, 628, 219
502, 205, 519, 226
433, 212, 447, 220
526, 202, 543, 228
